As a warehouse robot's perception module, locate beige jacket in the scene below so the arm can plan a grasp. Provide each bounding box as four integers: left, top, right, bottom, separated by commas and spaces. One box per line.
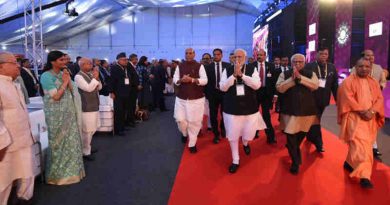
0, 75, 34, 153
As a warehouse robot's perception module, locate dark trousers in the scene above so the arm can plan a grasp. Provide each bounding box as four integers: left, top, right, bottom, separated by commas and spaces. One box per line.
152, 87, 166, 111
128, 91, 137, 124
306, 107, 325, 149
286, 132, 306, 166
257, 89, 275, 140
208, 92, 225, 137
114, 96, 131, 132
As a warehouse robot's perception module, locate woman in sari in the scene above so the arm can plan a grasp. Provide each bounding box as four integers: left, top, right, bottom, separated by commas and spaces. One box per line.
136, 56, 153, 110
40, 50, 85, 185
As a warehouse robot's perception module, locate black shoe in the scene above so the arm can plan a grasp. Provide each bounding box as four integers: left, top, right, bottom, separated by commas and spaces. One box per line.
289, 164, 299, 175
91, 148, 98, 154
189, 146, 197, 153
316, 147, 325, 153
213, 137, 220, 144
243, 145, 251, 155
83, 155, 95, 161
115, 131, 125, 136
343, 161, 354, 173
267, 138, 277, 144
221, 129, 226, 138
254, 131, 259, 139
229, 163, 239, 173
15, 198, 33, 205
360, 178, 373, 189
373, 148, 382, 156
181, 136, 188, 144
374, 155, 383, 162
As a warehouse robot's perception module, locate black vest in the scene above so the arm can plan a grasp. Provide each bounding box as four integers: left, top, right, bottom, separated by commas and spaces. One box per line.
280, 69, 317, 116
77, 71, 100, 112
223, 64, 258, 115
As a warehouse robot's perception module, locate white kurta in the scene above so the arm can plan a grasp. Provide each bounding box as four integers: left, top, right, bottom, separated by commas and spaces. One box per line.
219, 67, 267, 141
173, 64, 208, 147
74, 74, 102, 132
0, 75, 35, 195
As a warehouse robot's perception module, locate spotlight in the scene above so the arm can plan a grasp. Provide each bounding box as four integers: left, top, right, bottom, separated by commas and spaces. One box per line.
68, 8, 78, 17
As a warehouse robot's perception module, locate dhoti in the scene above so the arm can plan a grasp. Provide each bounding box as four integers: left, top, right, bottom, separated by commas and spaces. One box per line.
174, 97, 205, 147
81, 111, 100, 155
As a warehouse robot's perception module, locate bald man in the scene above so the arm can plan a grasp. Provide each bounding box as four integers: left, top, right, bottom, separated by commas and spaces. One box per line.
75, 58, 102, 161
173, 48, 208, 153
0, 51, 36, 205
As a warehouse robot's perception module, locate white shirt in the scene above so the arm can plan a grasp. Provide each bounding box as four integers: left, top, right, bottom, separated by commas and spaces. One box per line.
214, 61, 223, 88
257, 61, 266, 87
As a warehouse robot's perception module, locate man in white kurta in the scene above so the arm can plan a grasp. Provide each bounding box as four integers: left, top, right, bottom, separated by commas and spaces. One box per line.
75, 58, 102, 160
219, 49, 267, 173
173, 48, 208, 153
0, 52, 36, 205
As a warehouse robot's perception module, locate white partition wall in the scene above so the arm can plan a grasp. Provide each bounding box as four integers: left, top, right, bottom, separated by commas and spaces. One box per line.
49, 5, 256, 62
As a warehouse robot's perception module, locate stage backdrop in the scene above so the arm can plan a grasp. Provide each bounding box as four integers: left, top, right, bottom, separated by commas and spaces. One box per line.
334, 0, 352, 69
364, 0, 390, 68
306, 0, 320, 62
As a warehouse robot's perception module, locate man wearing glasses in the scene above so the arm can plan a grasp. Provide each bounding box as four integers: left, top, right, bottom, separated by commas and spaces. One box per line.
109, 52, 138, 136
276, 54, 319, 174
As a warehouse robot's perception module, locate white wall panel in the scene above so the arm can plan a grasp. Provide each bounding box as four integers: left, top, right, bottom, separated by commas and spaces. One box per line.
159, 8, 176, 48
209, 5, 235, 47
175, 7, 193, 46
89, 25, 110, 48
111, 17, 134, 48
193, 5, 210, 46
68, 32, 88, 49
55, 6, 255, 62
134, 8, 158, 48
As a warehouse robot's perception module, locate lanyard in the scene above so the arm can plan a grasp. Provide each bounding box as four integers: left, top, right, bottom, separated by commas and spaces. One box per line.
118, 64, 128, 78
317, 62, 327, 79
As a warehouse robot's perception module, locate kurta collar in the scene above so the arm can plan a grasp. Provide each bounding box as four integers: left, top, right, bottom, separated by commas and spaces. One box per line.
0, 74, 13, 82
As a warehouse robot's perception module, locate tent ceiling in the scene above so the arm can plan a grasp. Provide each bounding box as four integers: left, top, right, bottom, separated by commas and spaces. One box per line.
0, 0, 274, 45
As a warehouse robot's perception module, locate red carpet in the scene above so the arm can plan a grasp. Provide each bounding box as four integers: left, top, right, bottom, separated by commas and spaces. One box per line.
168, 111, 390, 205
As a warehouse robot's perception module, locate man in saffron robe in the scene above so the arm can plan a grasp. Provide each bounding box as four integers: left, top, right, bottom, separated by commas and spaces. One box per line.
337, 58, 385, 189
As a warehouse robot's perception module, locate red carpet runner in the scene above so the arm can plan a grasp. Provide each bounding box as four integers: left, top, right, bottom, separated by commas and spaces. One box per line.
168, 111, 390, 205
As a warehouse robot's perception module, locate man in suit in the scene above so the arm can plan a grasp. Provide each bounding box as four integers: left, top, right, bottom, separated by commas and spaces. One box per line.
128, 53, 140, 127
273, 56, 281, 69
205, 48, 230, 144
151, 59, 168, 111
20, 59, 39, 97
109, 52, 138, 136
305, 47, 338, 153
274, 55, 291, 113
96, 59, 111, 96
253, 49, 277, 143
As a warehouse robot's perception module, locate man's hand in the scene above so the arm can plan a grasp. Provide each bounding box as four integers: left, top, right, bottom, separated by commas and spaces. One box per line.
293, 67, 301, 79
181, 74, 192, 83
234, 61, 243, 77
0, 148, 7, 161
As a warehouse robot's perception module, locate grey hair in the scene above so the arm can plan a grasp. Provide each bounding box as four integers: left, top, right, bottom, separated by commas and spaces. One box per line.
78, 57, 91, 67
234, 48, 247, 57
291, 53, 305, 62
0, 51, 13, 63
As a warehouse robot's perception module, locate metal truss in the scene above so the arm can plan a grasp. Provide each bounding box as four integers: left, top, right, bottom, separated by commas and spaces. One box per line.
24, 0, 44, 77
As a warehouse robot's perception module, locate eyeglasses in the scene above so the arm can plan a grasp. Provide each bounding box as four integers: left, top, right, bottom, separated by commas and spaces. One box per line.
292, 61, 304, 64
0, 61, 19, 66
